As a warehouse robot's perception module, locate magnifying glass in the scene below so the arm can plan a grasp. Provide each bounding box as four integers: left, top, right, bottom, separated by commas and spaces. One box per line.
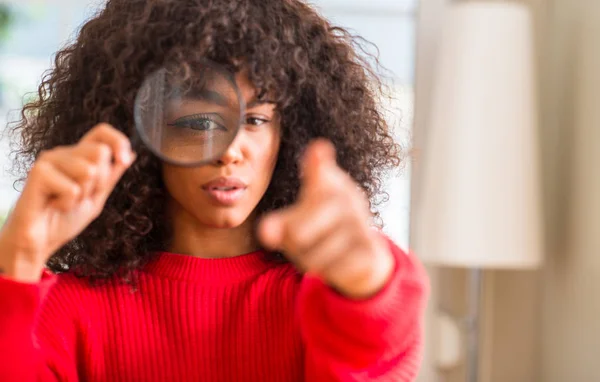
133, 60, 244, 166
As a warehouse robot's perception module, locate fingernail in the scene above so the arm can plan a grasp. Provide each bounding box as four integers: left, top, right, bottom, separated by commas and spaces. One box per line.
122, 150, 134, 165
120, 151, 129, 164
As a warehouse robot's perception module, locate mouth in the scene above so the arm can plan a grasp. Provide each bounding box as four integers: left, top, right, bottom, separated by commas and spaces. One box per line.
202, 177, 247, 190
201, 177, 248, 206
205, 186, 240, 191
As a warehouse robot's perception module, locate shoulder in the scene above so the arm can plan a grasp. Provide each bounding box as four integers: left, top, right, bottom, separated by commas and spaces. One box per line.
45, 270, 98, 296
257, 261, 304, 295
40, 270, 124, 315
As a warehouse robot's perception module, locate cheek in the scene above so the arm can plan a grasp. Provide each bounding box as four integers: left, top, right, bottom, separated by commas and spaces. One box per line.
253, 128, 281, 179
161, 165, 202, 201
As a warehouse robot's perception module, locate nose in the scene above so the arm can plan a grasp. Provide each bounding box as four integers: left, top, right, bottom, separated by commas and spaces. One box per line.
214, 137, 244, 166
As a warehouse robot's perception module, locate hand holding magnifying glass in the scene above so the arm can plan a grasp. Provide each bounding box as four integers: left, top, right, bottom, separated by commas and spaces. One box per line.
0, 59, 238, 281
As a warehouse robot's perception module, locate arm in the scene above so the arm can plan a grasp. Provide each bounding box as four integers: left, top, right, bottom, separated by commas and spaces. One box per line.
298, 238, 428, 381
0, 272, 79, 381
0, 124, 135, 380
257, 140, 429, 380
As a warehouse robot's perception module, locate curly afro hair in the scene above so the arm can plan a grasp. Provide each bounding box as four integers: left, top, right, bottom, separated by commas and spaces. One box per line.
10, 0, 402, 280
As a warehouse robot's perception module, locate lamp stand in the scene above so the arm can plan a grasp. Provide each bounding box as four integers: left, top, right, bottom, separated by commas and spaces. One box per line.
466, 268, 483, 382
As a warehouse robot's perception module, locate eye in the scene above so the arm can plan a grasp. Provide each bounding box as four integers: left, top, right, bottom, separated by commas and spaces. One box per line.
175, 119, 219, 131
244, 116, 269, 126
167, 113, 227, 131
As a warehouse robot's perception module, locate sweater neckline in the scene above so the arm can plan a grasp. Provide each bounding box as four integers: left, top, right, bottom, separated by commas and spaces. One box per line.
142, 250, 275, 283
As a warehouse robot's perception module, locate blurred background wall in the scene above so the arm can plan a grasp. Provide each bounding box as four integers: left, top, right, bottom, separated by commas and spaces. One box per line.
0, 0, 104, 213
538, 0, 600, 380
414, 0, 600, 381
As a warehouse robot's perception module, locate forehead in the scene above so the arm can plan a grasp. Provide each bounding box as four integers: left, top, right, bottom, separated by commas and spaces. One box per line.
233, 69, 258, 99
170, 64, 273, 110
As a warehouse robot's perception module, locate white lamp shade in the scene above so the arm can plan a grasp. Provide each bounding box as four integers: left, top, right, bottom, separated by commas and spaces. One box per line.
412, 1, 544, 269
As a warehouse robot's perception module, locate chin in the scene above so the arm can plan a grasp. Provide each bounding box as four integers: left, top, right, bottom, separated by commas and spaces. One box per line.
197, 208, 253, 229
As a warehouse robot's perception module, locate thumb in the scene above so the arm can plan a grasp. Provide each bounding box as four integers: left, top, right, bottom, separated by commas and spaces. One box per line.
257, 211, 287, 251
300, 139, 337, 188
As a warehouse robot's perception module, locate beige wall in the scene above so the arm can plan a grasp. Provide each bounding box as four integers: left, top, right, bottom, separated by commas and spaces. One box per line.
414, 0, 600, 380
412, 0, 448, 381
490, 0, 600, 380
539, 0, 600, 380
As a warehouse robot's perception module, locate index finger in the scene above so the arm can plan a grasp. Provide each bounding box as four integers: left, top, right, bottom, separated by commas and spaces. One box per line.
81, 123, 133, 165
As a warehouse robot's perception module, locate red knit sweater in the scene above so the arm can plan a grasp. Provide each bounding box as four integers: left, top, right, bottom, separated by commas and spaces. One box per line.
0, 237, 427, 381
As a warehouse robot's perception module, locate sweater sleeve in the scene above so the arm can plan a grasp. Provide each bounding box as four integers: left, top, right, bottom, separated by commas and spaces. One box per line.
0, 271, 79, 381
297, 235, 429, 381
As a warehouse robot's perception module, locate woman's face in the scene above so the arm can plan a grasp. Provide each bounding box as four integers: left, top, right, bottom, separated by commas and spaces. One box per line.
162, 70, 281, 229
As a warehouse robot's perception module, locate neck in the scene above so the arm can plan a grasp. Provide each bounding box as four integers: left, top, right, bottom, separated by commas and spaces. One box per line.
166, 200, 260, 259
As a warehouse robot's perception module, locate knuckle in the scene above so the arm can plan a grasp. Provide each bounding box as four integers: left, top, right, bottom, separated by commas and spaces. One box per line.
38, 146, 71, 163
98, 123, 127, 142
350, 197, 367, 216
285, 228, 301, 248
329, 198, 349, 219
344, 190, 368, 215
90, 203, 104, 218
89, 123, 117, 144
31, 159, 51, 176
93, 143, 112, 161
68, 184, 82, 198
37, 149, 53, 161
94, 123, 113, 135
82, 163, 97, 179
290, 227, 307, 248
76, 140, 94, 151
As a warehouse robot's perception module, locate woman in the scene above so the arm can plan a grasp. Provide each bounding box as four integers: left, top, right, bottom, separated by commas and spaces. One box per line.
0, 0, 428, 381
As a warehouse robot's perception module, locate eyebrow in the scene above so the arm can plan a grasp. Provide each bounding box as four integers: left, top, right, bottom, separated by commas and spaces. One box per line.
183, 89, 229, 107
180, 89, 275, 109
246, 98, 276, 109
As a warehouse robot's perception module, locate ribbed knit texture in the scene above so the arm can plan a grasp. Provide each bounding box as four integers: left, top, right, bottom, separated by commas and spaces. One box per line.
0, 237, 427, 381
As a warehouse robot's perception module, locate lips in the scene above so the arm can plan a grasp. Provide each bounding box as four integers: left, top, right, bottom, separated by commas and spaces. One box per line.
202, 177, 247, 191
201, 177, 248, 206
